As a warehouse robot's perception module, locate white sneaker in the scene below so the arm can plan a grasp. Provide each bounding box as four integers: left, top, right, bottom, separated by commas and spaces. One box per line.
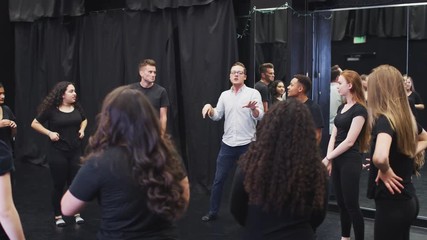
74, 214, 84, 225
55, 217, 66, 227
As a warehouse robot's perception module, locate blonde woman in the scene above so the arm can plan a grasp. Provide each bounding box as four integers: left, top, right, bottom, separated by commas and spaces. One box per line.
367, 65, 427, 240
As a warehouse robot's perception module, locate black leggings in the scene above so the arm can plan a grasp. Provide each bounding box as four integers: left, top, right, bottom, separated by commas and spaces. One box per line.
48, 146, 81, 216
332, 152, 364, 240
375, 196, 419, 240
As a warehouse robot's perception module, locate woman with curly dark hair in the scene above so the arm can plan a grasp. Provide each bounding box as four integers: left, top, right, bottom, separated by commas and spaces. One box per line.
61, 86, 189, 239
230, 98, 328, 239
31, 81, 87, 227
269, 80, 286, 105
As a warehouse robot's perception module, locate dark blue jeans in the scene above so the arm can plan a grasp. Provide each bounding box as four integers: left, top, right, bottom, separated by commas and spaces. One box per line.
209, 142, 249, 215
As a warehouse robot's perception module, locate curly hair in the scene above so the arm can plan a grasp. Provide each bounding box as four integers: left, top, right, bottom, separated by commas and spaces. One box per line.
83, 86, 186, 221
269, 80, 285, 104
36, 81, 83, 114
238, 98, 327, 214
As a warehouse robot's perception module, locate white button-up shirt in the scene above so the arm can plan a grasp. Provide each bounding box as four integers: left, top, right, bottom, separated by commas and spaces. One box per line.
210, 85, 264, 146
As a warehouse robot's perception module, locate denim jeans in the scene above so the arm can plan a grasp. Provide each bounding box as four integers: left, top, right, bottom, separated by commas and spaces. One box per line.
209, 142, 249, 215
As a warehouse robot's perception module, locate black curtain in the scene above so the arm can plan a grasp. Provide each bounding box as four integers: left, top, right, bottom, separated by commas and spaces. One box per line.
13, 0, 237, 188
9, 0, 85, 22
331, 6, 427, 40
254, 9, 288, 82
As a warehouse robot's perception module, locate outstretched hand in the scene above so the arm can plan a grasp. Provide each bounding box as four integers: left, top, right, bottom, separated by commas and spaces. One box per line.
375, 168, 403, 195
242, 101, 257, 110
202, 104, 213, 119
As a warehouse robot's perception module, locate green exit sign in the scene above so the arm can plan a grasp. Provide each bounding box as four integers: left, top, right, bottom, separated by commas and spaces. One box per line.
353, 36, 366, 44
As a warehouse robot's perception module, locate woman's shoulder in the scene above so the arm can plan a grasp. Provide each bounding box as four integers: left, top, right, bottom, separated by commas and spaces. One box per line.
352, 102, 367, 115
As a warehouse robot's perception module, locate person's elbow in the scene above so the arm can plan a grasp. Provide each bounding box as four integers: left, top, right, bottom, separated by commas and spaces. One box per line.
30, 119, 38, 129
61, 190, 85, 216
372, 152, 388, 167
344, 138, 356, 148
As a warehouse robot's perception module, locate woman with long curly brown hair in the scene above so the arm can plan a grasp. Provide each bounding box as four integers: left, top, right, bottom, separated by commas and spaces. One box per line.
230, 98, 328, 239
367, 65, 427, 240
322, 70, 370, 240
31, 81, 87, 227
61, 86, 189, 239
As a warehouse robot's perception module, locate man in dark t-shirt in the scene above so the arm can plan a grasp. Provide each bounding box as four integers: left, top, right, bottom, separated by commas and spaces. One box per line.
129, 59, 169, 133
287, 74, 324, 144
254, 63, 275, 112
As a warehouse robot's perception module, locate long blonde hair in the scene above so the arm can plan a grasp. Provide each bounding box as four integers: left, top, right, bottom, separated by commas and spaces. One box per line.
368, 65, 423, 173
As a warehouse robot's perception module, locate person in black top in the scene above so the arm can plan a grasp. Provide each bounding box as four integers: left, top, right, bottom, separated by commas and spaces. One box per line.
403, 75, 424, 123
287, 74, 324, 144
0, 83, 17, 149
0, 140, 25, 240
230, 98, 328, 240
254, 63, 275, 112
31, 81, 87, 227
61, 86, 190, 240
367, 65, 427, 240
322, 70, 370, 240
129, 59, 169, 134
269, 80, 285, 105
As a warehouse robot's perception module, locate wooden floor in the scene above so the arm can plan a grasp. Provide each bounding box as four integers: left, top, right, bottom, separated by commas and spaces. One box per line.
7, 160, 427, 240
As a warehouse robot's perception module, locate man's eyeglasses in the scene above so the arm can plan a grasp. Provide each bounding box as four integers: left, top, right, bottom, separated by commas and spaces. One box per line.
230, 71, 245, 75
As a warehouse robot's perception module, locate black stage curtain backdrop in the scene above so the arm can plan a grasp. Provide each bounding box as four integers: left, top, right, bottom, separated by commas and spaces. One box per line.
254, 9, 288, 82
332, 6, 427, 40
9, 0, 216, 22
12, 0, 237, 188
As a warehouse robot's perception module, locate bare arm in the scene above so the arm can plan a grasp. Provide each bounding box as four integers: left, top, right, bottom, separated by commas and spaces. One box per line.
315, 128, 322, 145
61, 190, 86, 216
159, 107, 168, 134
78, 119, 88, 139
262, 101, 268, 113
416, 129, 427, 154
415, 104, 424, 110
180, 177, 190, 213
31, 119, 59, 141
324, 116, 365, 160
0, 173, 25, 240
372, 133, 403, 194
322, 126, 337, 175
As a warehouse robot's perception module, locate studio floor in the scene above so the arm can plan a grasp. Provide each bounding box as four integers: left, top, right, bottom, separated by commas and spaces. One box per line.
9, 160, 427, 240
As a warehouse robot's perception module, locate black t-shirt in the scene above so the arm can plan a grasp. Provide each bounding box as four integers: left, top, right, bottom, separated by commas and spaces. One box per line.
334, 103, 367, 152
304, 99, 324, 129
254, 81, 271, 107
0, 140, 13, 175
230, 167, 327, 240
408, 91, 423, 106
129, 83, 169, 115
36, 106, 86, 151
0, 105, 16, 148
69, 147, 186, 240
367, 115, 422, 200
408, 91, 423, 122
